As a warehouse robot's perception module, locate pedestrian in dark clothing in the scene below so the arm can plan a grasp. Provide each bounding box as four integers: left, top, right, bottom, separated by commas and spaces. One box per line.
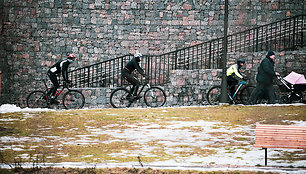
248, 50, 280, 104
122, 52, 147, 99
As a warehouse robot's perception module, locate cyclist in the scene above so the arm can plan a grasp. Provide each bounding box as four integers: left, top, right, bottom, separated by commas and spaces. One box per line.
47, 54, 77, 104
122, 52, 147, 99
226, 58, 246, 96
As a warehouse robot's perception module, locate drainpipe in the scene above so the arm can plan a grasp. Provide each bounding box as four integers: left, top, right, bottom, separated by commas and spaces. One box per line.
220, 0, 229, 103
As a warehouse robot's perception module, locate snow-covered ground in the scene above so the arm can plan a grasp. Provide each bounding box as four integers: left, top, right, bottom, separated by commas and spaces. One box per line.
0, 104, 305, 173
0, 104, 54, 113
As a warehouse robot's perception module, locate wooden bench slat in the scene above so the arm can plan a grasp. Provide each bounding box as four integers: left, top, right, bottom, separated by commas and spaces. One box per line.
256, 130, 306, 133
253, 145, 306, 149
256, 129, 306, 132
255, 139, 306, 143
255, 136, 306, 139
253, 124, 306, 149
255, 140, 306, 144
253, 124, 306, 166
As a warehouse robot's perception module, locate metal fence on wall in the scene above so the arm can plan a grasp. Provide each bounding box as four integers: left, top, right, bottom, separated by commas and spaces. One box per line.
69, 15, 305, 88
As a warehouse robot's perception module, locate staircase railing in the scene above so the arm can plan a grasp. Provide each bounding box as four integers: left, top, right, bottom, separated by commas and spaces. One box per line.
69, 14, 305, 88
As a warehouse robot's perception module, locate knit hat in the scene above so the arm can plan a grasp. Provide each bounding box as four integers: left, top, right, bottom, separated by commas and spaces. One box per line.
266, 50, 275, 58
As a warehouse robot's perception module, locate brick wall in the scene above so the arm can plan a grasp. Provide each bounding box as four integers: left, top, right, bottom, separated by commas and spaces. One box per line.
0, 0, 305, 106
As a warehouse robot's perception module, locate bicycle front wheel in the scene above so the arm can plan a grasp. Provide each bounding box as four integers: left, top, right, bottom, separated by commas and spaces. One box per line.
239, 85, 255, 105
110, 88, 133, 108
144, 87, 166, 107
27, 90, 49, 108
206, 86, 221, 105
63, 90, 85, 109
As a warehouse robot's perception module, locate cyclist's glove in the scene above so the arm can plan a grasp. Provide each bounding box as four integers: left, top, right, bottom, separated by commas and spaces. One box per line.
64, 80, 71, 87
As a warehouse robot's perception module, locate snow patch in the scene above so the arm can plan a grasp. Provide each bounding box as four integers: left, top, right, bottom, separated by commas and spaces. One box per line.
0, 104, 53, 113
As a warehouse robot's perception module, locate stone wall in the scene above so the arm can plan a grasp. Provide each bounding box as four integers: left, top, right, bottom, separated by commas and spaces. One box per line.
73, 69, 222, 109
0, 0, 305, 105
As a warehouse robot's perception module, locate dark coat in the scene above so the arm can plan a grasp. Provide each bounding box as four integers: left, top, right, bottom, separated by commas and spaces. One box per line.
124, 58, 145, 76
256, 57, 276, 85
49, 59, 72, 81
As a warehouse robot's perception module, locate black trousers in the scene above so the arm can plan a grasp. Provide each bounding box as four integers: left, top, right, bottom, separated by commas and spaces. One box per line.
227, 76, 238, 96
47, 70, 59, 97
248, 82, 276, 104
122, 69, 140, 96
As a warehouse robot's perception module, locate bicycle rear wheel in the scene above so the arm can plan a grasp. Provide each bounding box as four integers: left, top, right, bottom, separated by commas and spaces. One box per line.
206, 86, 222, 105
144, 87, 166, 107
63, 90, 85, 109
110, 88, 133, 108
27, 90, 49, 108
239, 85, 255, 105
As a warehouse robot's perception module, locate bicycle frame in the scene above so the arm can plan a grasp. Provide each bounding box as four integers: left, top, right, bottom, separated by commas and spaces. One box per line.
43, 79, 69, 99
136, 82, 151, 96
53, 87, 65, 98
231, 81, 246, 99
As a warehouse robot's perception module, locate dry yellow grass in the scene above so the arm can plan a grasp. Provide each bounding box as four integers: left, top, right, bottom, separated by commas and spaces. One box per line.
0, 105, 305, 166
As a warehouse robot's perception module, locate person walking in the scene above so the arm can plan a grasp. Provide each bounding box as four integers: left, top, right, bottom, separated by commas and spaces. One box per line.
248, 50, 280, 104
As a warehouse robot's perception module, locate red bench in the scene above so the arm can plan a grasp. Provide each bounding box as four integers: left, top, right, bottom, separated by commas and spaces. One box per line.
253, 124, 306, 166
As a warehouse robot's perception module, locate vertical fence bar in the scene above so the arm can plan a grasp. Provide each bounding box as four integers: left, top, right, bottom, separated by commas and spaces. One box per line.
256, 27, 259, 52
301, 15, 304, 47
87, 67, 89, 87
293, 17, 296, 49
120, 57, 123, 86
209, 42, 212, 69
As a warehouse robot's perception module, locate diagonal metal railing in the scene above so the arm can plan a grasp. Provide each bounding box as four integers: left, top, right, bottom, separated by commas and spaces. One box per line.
69, 14, 305, 88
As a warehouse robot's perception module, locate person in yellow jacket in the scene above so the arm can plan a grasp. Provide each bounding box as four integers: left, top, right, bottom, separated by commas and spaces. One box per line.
226, 58, 246, 96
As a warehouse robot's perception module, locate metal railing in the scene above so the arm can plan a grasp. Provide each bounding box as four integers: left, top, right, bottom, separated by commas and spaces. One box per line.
69, 15, 305, 88
228, 15, 304, 52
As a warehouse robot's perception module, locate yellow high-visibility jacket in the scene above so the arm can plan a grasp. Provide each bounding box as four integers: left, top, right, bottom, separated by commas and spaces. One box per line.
226, 64, 243, 78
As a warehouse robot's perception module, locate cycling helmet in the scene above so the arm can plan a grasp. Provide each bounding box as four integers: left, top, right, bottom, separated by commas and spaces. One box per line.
134, 52, 142, 58
134, 52, 142, 62
67, 54, 76, 59
237, 58, 245, 64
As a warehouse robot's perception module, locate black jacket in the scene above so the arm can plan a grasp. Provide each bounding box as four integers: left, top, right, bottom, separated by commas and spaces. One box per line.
49, 59, 72, 81
124, 58, 145, 76
256, 57, 276, 85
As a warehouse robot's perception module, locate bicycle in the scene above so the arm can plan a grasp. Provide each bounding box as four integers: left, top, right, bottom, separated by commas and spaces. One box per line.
27, 79, 85, 109
206, 80, 255, 105
110, 80, 167, 108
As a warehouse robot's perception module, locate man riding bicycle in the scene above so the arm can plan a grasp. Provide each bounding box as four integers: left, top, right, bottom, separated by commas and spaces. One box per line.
47, 54, 77, 104
227, 58, 246, 96
122, 52, 147, 99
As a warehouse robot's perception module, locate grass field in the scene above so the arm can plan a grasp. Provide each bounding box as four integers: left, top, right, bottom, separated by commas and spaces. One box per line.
0, 104, 305, 173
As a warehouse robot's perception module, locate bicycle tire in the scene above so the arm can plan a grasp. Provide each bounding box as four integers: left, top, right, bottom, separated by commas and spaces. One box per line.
62, 90, 85, 109
144, 86, 166, 107
239, 85, 255, 105
110, 88, 133, 108
206, 86, 222, 105
27, 90, 49, 108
